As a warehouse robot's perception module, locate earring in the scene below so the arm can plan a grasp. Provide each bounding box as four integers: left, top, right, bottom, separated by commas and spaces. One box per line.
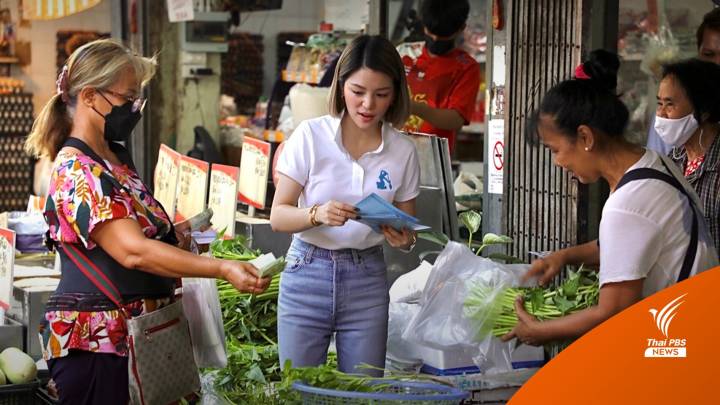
584, 147, 589, 151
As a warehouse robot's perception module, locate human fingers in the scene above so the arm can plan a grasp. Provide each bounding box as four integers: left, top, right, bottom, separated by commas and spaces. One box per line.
500, 329, 517, 342
522, 258, 547, 285
513, 296, 537, 324
382, 225, 405, 247
335, 202, 358, 219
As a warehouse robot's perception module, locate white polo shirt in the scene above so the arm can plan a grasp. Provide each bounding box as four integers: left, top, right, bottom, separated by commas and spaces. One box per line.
277, 115, 421, 250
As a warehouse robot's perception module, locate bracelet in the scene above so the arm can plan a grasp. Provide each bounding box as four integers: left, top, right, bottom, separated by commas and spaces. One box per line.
309, 204, 321, 227
399, 232, 417, 253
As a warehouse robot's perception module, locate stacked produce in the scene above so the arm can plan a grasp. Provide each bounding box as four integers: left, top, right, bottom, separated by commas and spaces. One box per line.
0, 347, 37, 385
464, 267, 600, 340
208, 234, 281, 403
209, 234, 436, 403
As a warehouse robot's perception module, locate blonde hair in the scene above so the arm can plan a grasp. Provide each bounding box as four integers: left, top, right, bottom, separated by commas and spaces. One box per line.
328, 35, 410, 128
25, 39, 156, 160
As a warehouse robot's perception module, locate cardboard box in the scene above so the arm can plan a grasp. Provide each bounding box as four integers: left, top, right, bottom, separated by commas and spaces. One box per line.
7, 286, 55, 359
0, 316, 24, 351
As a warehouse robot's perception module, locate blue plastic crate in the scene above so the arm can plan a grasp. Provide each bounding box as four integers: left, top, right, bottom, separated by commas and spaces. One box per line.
292, 380, 468, 404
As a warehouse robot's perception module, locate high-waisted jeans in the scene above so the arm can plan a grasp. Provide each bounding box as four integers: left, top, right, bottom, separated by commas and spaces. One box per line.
278, 238, 389, 377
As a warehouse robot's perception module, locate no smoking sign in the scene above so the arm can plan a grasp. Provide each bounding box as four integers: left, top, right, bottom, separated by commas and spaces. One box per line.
493, 141, 504, 170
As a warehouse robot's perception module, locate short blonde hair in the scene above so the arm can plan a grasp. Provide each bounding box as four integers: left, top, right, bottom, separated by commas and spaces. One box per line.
328, 35, 410, 128
25, 39, 156, 160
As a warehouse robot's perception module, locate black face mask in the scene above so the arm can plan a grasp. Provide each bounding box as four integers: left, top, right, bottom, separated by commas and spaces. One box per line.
93, 92, 142, 142
425, 35, 455, 55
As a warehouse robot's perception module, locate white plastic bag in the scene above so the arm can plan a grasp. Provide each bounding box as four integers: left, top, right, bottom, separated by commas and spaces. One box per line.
389, 260, 433, 303
402, 242, 529, 351
182, 278, 227, 368
385, 302, 423, 372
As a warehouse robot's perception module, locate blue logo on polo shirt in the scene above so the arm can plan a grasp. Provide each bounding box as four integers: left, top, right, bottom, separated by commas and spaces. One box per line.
376, 170, 392, 190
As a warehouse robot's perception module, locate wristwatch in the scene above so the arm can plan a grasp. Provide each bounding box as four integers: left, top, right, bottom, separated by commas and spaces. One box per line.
399, 232, 418, 253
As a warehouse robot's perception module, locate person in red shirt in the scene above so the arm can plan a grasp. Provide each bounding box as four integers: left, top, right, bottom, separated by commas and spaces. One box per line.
398, 0, 481, 153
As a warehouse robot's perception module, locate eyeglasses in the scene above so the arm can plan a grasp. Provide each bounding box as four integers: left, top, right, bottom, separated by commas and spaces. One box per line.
102, 89, 146, 113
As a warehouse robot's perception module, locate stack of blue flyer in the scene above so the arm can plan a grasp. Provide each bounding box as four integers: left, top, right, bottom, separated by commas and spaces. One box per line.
353, 193, 430, 233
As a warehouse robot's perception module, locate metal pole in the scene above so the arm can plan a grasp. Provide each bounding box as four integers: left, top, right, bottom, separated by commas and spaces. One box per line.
368, 0, 389, 37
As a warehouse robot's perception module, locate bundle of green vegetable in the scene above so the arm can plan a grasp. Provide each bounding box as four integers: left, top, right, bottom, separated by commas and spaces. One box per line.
464, 267, 599, 339
210, 233, 260, 261
213, 276, 281, 403
275, 361, 389, 403
274, 361, 449, 404
217, 276, 279, 344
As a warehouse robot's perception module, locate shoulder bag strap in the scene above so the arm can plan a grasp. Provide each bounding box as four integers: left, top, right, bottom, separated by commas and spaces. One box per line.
615, 167, 698, 282
62, 137, 179, 245
61, 242, 125, 309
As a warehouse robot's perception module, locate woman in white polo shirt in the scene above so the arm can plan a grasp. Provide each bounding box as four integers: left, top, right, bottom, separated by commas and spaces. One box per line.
270, 35, 420, 376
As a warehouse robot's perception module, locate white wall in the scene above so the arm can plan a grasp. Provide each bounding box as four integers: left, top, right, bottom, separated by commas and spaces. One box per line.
324, 0, 368, 31
14, 1, 112, 113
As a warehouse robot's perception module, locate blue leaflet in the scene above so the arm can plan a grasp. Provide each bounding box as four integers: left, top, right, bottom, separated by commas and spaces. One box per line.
352, 193, 430, 233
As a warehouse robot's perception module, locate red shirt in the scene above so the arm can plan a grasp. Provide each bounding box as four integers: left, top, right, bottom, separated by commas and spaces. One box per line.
399, 42, 481, 152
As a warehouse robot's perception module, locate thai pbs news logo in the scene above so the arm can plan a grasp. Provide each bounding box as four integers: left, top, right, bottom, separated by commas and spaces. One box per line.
644, 293, 687, 358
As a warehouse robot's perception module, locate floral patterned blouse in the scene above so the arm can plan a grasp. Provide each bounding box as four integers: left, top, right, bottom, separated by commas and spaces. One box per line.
41, 150, 174, 360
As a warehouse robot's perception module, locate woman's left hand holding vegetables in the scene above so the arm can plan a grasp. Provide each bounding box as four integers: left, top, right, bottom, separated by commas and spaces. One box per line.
381, 225, 416, 250
501, 296, 546, 346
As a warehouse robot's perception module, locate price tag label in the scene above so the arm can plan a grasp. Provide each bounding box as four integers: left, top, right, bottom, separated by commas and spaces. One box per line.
175, 156, 209, 222
238, 136, 271, 209
166, 0, 194, 22
0, 228, 15, 311
208, 164, 240, 238
154, 144, 181, 220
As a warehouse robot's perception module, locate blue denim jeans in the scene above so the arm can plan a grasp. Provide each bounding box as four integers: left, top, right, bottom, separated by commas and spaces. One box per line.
278, 238, 389, 377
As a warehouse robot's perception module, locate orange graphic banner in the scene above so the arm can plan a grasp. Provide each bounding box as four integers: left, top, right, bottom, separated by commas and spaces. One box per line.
509, 266, 720, 404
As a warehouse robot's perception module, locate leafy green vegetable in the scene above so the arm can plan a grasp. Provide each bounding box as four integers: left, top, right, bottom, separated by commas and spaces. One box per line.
210, 234, 260, 261
417, 230, 449, 247
481, 233, 513, 246
464, 266, 599, 343
419, 210, 519, 262
458, 210, 482, 235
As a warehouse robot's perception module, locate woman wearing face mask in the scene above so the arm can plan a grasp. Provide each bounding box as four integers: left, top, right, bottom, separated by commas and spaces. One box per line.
502, 50, 718, 347
396, 0, 480, 153
655, 59, 720, 253
24, 39, 270, 405
270, 35, 420, 376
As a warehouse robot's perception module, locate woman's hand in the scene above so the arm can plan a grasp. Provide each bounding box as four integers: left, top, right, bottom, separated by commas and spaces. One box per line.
173, 219, 212, 252
501, 296, 546, 346
523, 251, 566, 286
381, 225, 416, 250
221, 260, 271, 294
316, 200, 358, 226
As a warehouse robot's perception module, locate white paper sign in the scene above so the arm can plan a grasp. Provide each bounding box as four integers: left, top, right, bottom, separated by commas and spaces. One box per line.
0, 228, 15, 311
154, 144, 181, 220
487, 119, 505, 195
175, 156, 209, 222
492, 45, 506, 86
167, 0, 194, 22
208, 164, 240, 238
238, 136, 271, 209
